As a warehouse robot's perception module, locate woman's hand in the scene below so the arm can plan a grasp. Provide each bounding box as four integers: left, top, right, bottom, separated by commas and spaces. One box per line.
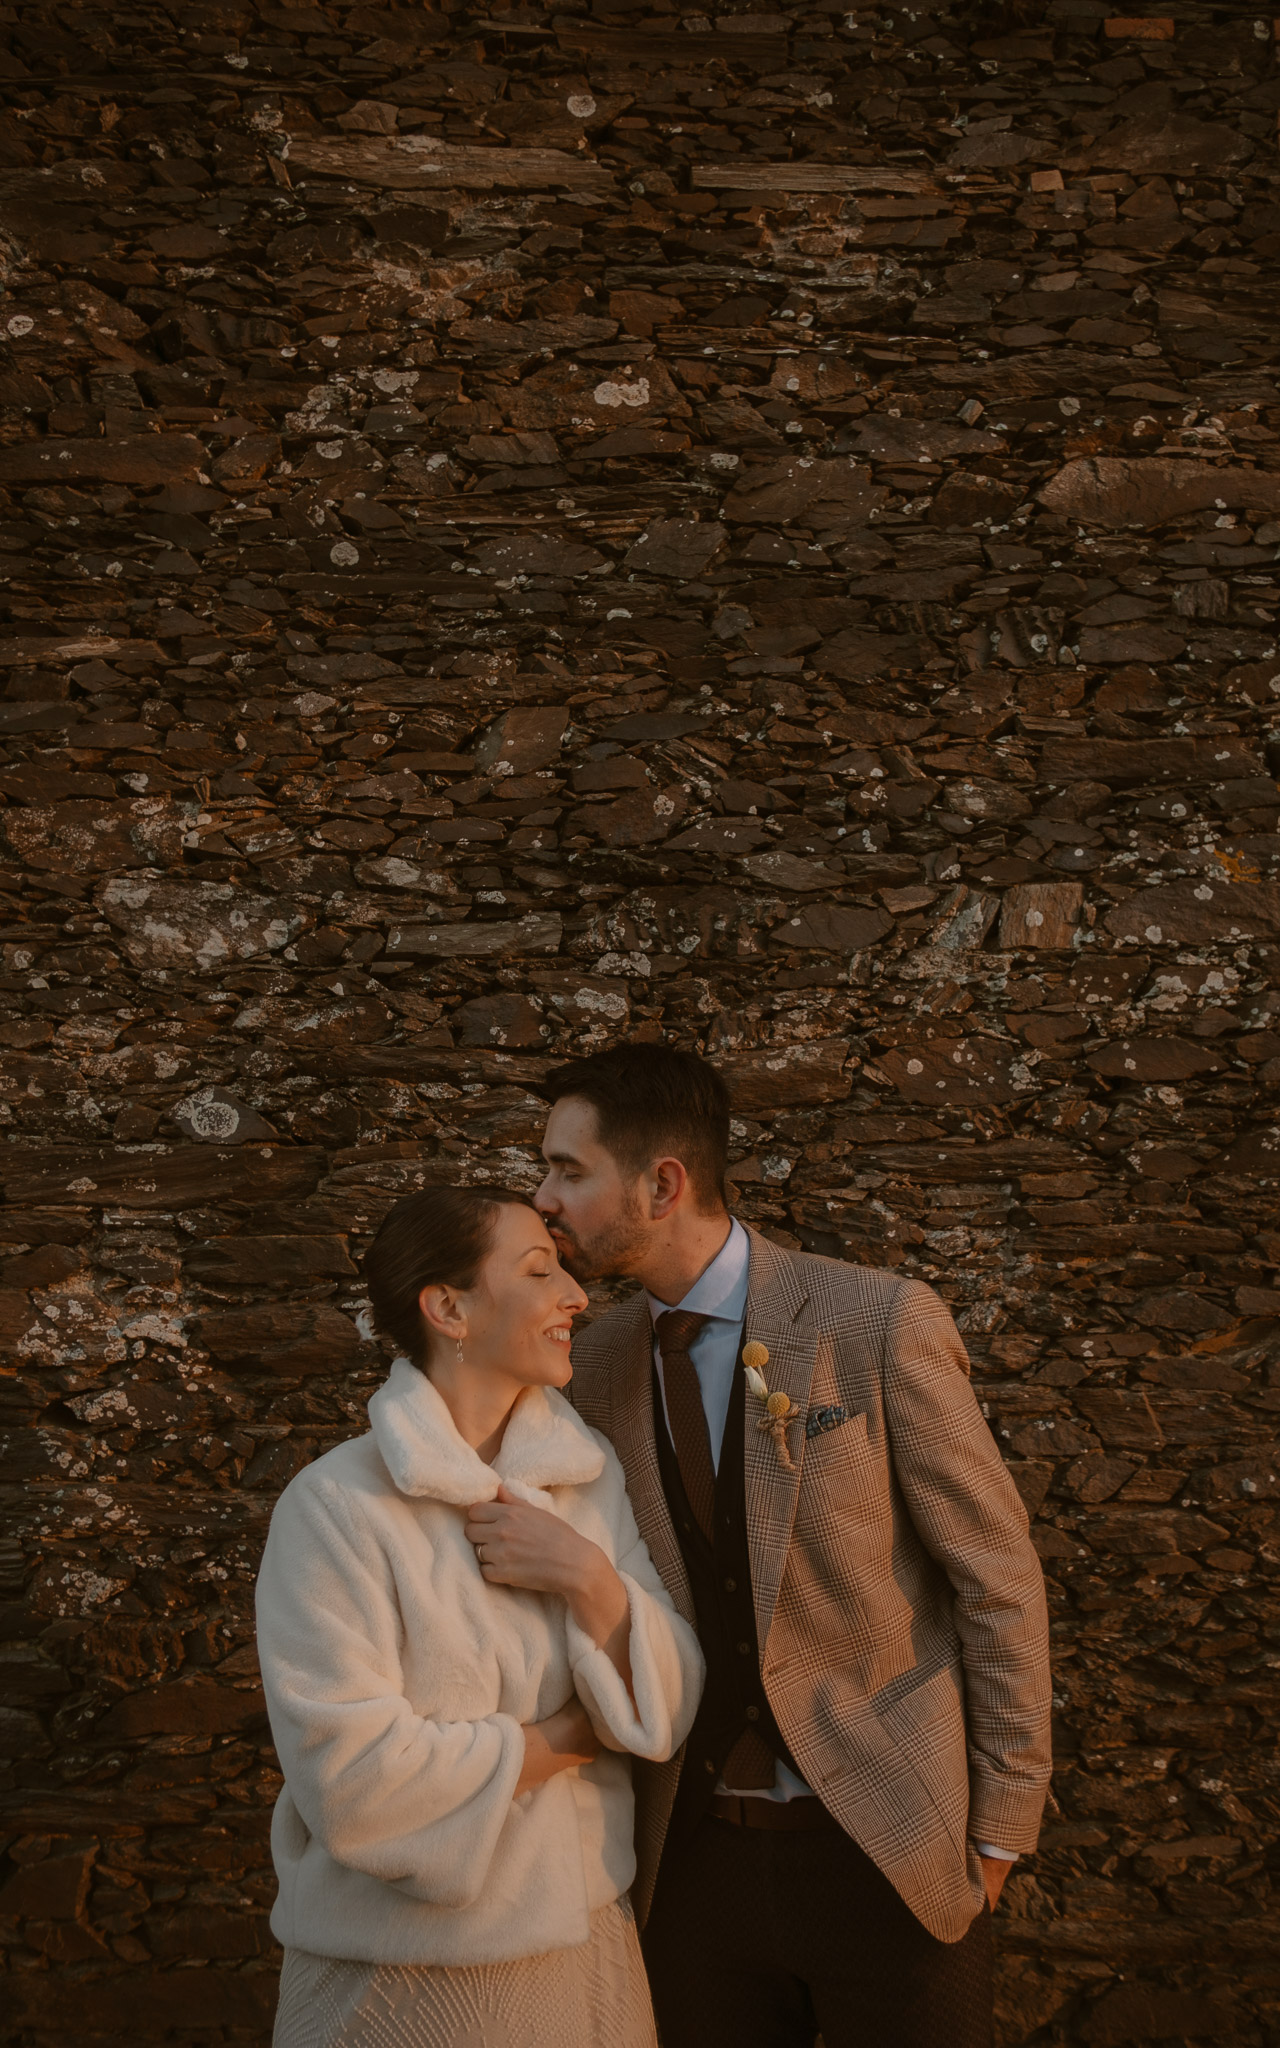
465, 1486, 634, 1696
514, 1699, 601, 1797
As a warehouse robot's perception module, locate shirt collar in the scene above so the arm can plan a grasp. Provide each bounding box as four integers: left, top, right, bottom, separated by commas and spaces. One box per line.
645, 1216, 750, 1327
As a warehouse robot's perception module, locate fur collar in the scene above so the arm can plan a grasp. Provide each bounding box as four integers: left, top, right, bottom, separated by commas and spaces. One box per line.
368, 1357, 605, 1506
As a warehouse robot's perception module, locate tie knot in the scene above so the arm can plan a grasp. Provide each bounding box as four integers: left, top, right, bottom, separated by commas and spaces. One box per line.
655, 1309, 708, 1361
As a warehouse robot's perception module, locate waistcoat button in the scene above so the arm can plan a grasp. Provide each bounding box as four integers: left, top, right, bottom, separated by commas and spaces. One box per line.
723, 1577, 737, 1592
745, 1705, 760, 1722
737, 1641, 751, 1656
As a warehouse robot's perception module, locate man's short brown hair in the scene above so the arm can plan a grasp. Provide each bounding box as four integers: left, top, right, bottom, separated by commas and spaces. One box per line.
543, 1044, 730, 1211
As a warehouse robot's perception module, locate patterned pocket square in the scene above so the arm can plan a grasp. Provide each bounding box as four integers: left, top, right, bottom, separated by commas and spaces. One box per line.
805, 1404, 848, 1440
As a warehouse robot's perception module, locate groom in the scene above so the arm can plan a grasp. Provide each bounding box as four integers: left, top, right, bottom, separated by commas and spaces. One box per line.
536, 1043, 1051, 2048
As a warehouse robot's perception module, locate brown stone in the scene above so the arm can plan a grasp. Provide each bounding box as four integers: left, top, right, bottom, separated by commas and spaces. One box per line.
1041, 739, 1262, 786
184, 1237, 357, 1288
387, 914, 563, 959
473, 708, 570, 775
95, 877, 310, 973
3, 1145, 324, 1211
1039, 458, 1280, 528
1087, 1037, 1222, 1083
623, 519, 727, 580
455, 994, 548, 1048
1103, 880, 1280, 946
720, 457, 883, 530
1070, 113, 1252, 174
999, 883, 1084, 950
576, 787, 688, 847
196, 1302, 364, 1375
813, 628, 932, 678
0, 1845, 95, 1920
0, 435, 204, 485
848, 416, 1004, 462
719, 1039, 854, 1113
769, 903, 892, 953
99, 1679, 266, 1741
171, 1087, 277, 1145
875, 1038, 1025, 1108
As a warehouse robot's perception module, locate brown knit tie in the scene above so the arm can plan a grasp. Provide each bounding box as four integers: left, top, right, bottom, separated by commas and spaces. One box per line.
655, 1310, 716, 1539
655, 1310, 775, 1793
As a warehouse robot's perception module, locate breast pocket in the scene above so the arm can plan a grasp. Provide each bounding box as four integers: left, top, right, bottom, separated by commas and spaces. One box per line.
799, 1409, 882, 1520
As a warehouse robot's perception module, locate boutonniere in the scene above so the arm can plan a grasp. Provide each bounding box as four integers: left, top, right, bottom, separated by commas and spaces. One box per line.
742, 1341, 800, 1472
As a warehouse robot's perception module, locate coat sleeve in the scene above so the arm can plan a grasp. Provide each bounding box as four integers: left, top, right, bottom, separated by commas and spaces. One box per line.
255, 1470, 525, 1909
881, 1279, 1053, 1854
565, 1437, 704, 1763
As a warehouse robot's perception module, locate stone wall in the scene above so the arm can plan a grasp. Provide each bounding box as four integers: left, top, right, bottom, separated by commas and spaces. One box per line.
1, 1, 1279, 2042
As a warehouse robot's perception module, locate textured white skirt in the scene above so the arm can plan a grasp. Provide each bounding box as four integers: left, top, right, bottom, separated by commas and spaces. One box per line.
272, 1896, 658, 2048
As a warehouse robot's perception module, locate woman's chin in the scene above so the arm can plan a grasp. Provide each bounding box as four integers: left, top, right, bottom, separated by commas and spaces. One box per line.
543, 1347, 574, 1387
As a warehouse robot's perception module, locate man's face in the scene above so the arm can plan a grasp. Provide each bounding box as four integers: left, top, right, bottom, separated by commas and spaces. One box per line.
536, 1096, 651, 1283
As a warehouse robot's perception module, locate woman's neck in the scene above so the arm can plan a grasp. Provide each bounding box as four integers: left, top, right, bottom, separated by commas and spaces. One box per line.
427, 1355, 523, 1468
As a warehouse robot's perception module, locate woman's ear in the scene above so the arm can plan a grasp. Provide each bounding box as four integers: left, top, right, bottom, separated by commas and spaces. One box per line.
418, 1282, 465, 1344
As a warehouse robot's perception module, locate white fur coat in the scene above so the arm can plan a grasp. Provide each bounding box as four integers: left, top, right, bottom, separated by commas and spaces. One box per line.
255, 1358, 703, 1966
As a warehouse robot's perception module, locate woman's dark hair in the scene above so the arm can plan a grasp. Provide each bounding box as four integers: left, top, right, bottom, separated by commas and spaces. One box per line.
543, 1044, 730, 1212
363, 1185, 537, 1368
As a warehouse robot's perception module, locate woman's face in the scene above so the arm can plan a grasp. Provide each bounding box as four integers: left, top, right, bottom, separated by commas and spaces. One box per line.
442, 1204, 589, 1389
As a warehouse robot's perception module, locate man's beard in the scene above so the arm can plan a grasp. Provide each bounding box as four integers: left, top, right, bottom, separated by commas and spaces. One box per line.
544, 1202, 648, 1284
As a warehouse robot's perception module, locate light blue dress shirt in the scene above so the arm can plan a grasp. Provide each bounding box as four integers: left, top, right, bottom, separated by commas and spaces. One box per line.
646, 1216, 750, 1476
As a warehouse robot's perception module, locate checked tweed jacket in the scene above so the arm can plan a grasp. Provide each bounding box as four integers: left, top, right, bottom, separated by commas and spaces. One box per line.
569, 1227, 1053, 1945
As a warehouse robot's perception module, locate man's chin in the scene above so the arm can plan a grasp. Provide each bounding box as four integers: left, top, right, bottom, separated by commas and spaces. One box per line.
551, 1235, 621, 1285
556, 1243, 602, 1283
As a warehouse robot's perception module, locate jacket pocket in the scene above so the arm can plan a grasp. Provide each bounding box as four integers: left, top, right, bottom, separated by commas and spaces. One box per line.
876, 1663, 970, 1847
798, 1408, 881, 1516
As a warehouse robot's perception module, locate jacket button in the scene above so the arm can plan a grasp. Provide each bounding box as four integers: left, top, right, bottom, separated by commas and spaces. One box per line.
745, 1706, 760, 1722
723, 1577, 737, 1593
737, 1642, 751, 1656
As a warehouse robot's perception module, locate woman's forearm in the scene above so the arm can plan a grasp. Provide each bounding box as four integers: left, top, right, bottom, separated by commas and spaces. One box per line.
515, 1700, 599, 1795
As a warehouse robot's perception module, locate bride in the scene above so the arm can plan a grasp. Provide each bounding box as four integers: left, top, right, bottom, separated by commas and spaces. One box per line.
256, 1184, 703, 2048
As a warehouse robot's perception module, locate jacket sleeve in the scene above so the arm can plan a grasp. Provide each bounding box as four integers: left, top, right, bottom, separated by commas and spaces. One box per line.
255, 1470, 525, 1909
565, 1438, 704, 1763
881, 1279, 1053, 1855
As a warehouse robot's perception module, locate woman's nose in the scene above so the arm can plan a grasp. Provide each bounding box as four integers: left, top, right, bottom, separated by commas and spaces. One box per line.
562, 1279, 588, 1313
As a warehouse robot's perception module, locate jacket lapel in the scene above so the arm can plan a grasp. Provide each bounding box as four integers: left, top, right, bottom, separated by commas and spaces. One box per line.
742, 1229, 817, 1649
601, 1294, 696, 1628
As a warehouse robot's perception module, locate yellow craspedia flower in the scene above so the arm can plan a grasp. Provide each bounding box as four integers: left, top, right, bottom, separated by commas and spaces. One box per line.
766, 1390, 791, 1418
742, 1341, 770, 1372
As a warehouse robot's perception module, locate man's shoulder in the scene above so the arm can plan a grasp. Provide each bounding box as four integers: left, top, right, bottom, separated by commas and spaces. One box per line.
571, 1288, 648, 1365
752, 1230, 907, 1314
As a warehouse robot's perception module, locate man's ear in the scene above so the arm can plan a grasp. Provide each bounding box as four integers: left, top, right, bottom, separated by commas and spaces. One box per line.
649, 1155, 689, 1220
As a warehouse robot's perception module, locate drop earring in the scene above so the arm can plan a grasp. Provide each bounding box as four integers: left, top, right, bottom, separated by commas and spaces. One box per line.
456, 1336, 464, 1369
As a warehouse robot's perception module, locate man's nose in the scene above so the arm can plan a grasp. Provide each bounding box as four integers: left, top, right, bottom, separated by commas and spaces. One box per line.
534, 1172, 557, 1213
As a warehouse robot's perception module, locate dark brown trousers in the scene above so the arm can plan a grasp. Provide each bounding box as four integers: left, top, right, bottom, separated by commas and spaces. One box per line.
642, 1814, 993, 2048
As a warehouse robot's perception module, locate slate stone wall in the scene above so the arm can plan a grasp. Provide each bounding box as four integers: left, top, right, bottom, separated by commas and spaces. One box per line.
1, 1, 1278, 2042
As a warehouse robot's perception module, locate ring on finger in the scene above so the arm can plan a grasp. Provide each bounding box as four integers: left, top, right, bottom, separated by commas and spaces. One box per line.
476, 1543, 487, 1566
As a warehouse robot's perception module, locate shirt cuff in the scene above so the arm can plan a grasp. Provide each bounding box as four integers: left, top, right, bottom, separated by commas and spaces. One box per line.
974, 1842, 1019, 1862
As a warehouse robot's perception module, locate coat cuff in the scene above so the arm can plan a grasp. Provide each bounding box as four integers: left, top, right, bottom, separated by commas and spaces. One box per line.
566, 1574, 694, 1763
967, 1766, 1049, 1856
